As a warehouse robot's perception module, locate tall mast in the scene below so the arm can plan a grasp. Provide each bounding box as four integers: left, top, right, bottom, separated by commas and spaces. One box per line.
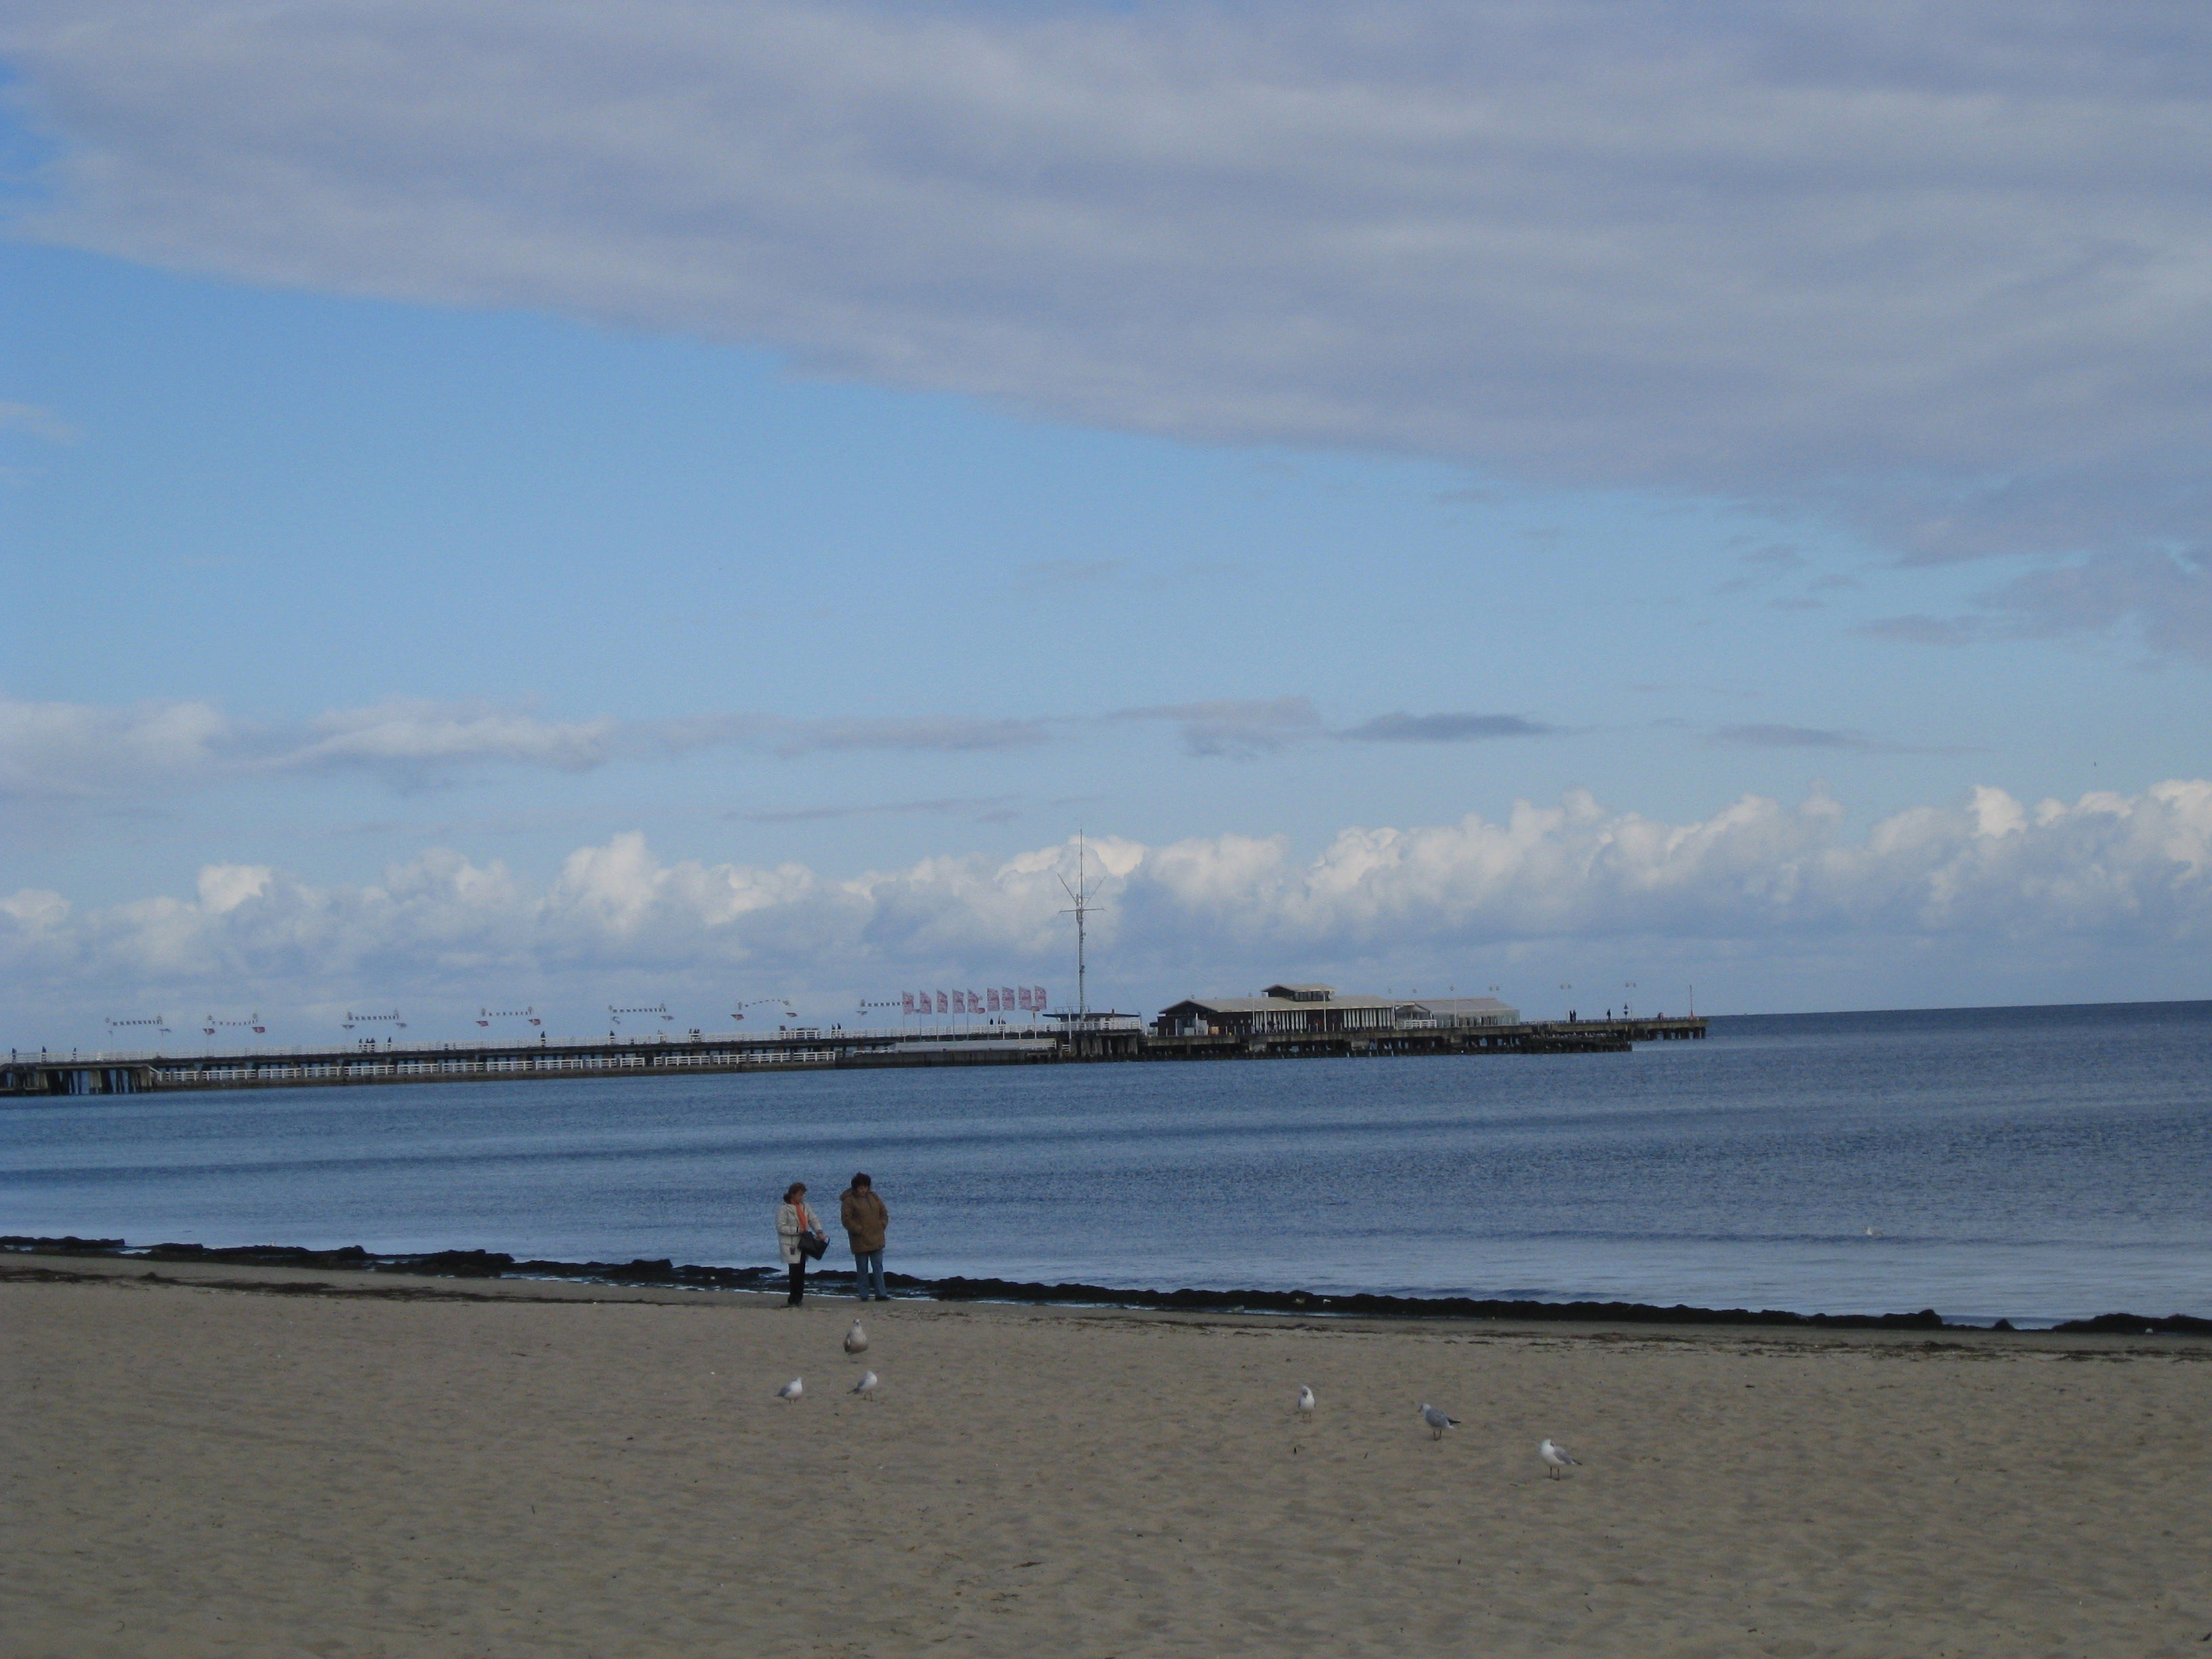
1059, 830, 1101, 1029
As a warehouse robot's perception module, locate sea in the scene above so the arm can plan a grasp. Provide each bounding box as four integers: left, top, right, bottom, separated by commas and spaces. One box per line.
5, 1001, 2208, 1327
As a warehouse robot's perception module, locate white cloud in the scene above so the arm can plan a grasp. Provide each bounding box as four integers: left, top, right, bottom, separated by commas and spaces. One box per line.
1341, 712, 1559, 743
0, 401, 81, 443
0, 696, 1067, 800
7, 783, 2209, 1033
735, 796, 1022, 825
0, 696, 626, 797
769, 718, 1051, 758
12, 694, 1603, 798
1709, 723, 1976, 756
1105, 701, 1570, 755
1861, 548, 2212, 663
283, 702, 620, 774
1107, 698, 1324, 758
0, 697, 234, 798
7, 1, 2212, 654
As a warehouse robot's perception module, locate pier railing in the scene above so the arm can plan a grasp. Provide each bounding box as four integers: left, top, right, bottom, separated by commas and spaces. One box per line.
5, 1021, 1071, 1068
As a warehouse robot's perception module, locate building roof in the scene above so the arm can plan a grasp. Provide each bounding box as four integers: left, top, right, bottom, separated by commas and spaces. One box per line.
1158, 993, 1409, 1016
1261, 983, 1336, 1000
1401, 997, 1516, 1017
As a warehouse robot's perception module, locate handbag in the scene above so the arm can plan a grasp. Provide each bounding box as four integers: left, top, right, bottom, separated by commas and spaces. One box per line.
799, 1230, 828, 1261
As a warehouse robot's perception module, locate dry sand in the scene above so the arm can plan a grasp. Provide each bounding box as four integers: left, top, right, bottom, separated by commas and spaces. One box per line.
5, 1253, 2209, 1658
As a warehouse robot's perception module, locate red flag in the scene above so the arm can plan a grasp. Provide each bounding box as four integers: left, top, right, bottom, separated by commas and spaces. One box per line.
935, 991, 949, 1015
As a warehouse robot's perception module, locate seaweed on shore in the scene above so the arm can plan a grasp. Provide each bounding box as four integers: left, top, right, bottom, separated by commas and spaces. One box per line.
926, 1274, 1957, 1330
2047, 1311, 2212, 1336
5, 1234, 2206, 1334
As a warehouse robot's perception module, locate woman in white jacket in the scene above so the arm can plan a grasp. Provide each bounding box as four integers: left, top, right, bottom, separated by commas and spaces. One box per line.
775, 1182, 826, 1307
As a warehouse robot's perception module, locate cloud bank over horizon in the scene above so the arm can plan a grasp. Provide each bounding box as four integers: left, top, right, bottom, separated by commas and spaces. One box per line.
7, 0, 2212, 656
8, 779, 2208, 1042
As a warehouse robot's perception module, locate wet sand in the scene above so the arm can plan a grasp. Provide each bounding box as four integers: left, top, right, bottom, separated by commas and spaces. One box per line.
5, 1254, 2209, 1657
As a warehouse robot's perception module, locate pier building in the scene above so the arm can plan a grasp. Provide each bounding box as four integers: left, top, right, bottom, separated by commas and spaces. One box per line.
1153, 983, 1519, 1039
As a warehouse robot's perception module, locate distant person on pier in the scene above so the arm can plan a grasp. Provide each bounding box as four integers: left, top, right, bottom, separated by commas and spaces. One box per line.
841, 1173, 890, 1301
775, 1183, 827, 1307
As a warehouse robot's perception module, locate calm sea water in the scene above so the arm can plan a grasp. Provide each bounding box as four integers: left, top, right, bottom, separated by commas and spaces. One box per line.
5, 1002, 2207, 1326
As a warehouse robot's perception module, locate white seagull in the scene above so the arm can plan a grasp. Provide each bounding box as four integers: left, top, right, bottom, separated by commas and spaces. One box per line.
844, 1319, 869, 1356
776, 1377, 804, 1401
1296, 1385, 1316, 1415
1420, 1403, 1461, 1441
1538, 1439, 1582, 1478
851, 1369, 879, 1396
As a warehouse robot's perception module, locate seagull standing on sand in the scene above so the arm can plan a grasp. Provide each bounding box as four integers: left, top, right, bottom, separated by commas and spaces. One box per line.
844, 1319, 869, 1356
1538, 1439, 1582, 1478
777, 1377, 804, 1401
1296, 1386, 1316, 1416
1420, 1404, 1461, 1441
851, 1370, 878, 1396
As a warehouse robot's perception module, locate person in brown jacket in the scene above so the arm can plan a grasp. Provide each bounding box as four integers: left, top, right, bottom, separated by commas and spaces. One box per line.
840, 1173, 890, 1301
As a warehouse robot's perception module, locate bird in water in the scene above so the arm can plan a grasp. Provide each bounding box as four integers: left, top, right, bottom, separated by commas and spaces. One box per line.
844, 1319, 869, 1356
776, 1377, 804, 1401
1296, 1385, 1316, 1415
1420, 1403, 1460, 1441
1538, 1439, 1582, 1478
851, 1370, 878, 1396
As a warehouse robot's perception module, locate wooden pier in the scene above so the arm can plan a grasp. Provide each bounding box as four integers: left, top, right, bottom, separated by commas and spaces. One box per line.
1, 1017, 1704, 1097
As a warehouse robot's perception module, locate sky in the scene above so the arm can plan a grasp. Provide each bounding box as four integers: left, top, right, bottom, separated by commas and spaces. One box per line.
3, 0, 2209, 1046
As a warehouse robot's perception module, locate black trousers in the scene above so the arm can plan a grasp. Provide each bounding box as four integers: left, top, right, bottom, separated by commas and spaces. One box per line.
787, 1259, 806, 1305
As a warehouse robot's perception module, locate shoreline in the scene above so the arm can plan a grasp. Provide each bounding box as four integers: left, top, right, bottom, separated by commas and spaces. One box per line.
10, 1231, 2207, 1337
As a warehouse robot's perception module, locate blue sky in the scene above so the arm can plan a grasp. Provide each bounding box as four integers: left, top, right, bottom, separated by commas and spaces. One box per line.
5, 2, 2210, 1043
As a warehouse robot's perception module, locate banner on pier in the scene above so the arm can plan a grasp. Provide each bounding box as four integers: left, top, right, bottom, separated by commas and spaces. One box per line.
895, 985, 1047, 1016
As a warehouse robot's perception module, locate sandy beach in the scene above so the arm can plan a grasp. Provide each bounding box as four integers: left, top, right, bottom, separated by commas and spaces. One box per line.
5, 1254, 2208, 1658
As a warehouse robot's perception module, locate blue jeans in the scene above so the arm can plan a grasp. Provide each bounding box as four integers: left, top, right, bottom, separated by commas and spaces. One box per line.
851, 1249, 886, 1300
